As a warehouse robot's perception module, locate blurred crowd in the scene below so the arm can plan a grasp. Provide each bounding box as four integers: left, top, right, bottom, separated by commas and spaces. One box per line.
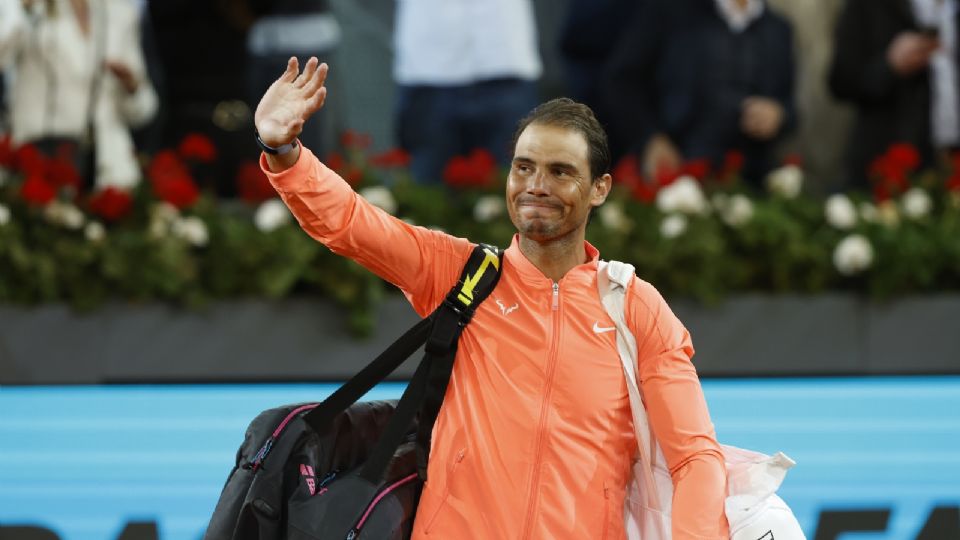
0, 0, 957, 198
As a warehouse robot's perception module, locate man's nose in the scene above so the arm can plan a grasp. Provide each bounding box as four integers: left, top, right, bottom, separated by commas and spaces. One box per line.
525, 169, 549, 194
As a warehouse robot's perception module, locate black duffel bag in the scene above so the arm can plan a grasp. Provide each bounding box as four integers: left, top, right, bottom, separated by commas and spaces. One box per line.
204, 244, 503, 540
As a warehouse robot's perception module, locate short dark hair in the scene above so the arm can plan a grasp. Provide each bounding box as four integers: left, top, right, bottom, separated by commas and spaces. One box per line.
511, 98, 611, 181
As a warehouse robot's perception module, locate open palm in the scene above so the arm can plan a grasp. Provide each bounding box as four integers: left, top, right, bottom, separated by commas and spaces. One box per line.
254, 57, 329, 148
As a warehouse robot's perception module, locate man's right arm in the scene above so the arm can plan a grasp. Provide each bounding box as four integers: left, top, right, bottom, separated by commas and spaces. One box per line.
262, 144, 471, 316
255, 58, 471, 316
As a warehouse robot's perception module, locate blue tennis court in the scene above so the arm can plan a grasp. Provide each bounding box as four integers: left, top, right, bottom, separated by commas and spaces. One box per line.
1, 376, 958, 539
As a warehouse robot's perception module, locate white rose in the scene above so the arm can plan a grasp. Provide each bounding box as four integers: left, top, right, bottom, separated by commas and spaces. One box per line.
44, 201, 86, 230
598, 201, 632, 233
84, 221, 105, 242
0, 203, 10, 226
473, 195, 505, 223
359, 186, 397, 215
254, 198, 292, 232
660, 214, 688, 238
172, 216, 209, 247
721, 194, 754, 227
825, 194, 857, 230
901, 187, 932, 219
656, 176, 708, 215
859, 202, 878, 223
766, 165, 803, 198
833, 234, 874, 276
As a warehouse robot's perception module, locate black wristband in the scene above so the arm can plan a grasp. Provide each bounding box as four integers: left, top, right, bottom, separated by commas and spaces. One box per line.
255, 131, 298, 155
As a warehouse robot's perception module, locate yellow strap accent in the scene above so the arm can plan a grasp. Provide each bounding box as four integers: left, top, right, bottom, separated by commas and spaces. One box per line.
456, 247, 500, 306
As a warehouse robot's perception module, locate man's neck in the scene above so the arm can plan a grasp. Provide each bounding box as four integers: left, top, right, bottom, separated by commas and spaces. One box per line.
517, 232, 589, 283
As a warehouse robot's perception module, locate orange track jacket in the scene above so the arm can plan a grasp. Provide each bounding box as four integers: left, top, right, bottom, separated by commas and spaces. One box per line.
264, 148, 729, 539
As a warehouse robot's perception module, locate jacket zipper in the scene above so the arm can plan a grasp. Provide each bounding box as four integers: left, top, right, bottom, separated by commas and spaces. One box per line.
519, 282, 562, 538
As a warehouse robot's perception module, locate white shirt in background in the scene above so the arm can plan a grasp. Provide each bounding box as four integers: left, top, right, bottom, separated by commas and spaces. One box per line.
911, 0, 960, 147
714, 0, 765, 33
393, 0, 542, 86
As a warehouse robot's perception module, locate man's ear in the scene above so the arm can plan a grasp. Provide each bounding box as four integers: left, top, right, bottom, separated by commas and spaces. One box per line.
591, 173, 613, 206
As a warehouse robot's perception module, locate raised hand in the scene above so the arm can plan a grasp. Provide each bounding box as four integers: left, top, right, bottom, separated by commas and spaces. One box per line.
254, 57, 329, 149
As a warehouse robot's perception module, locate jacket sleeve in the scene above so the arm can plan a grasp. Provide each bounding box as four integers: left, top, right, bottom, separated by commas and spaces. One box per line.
112, 1, 158, 128
627, 278, 728, 540
0, 0, 28, 66
828, 0, 900, 105
262, 146, 472, 317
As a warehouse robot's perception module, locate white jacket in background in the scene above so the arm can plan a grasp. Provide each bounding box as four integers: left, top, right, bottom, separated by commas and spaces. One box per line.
0, 0, 157, 189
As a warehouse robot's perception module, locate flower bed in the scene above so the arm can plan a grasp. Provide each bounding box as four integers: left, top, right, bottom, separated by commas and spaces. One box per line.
1, 134, 959, 335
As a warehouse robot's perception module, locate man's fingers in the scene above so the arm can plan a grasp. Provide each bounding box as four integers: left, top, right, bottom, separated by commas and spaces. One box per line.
294, 57, 319, 89
280, 57, 299, 83
304, 62, 329, 96
305, 87, 328, 115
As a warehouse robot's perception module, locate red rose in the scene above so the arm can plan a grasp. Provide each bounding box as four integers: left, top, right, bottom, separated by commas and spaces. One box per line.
612, 155, 643, 191
653, 164, 680, 187
722, 151, 744, 176
868, 154, 908, 196
149, 150, 191, 185
325, 152, 346, 172
632, 181, 658, 204
20, 173, 57, 206
15, 144, 45, 176
680, 158, 710, 181
236, 160, 275, 204
947, 173, 960, 193
886, 143, 920, 172
177, 133, 217, 163
88, 187, 133, 222
370, 148, 412, 168
443, 149, 497, 188
44, 157, 81, 192
0, 135, 14, 168
153, 175, 200, 209
873, 183, 891, 203
340, 130, 372, 150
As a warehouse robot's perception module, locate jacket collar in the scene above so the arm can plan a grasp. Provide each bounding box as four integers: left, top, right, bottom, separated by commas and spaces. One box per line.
504, 234, 600, 286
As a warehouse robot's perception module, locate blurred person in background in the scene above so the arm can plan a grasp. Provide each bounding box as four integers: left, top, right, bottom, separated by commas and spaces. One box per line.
557, 0, 640, 162
603, 0, 796, 187
148, 0, 270, 197
0, 0, 158, 190
394, 0, 543, 184
829, 0, 958, 189
246, 0, 340, 156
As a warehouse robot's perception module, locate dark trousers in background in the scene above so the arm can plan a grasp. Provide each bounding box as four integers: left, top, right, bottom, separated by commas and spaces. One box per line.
396, 78, 538, 184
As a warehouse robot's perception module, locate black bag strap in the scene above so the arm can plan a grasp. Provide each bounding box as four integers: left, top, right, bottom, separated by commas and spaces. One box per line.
303, 243, 503, 484
302, 315, 435, 433
415, 243, 503, 479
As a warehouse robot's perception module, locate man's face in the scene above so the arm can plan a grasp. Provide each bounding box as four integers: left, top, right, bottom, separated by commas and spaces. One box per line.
506, 123, 610, 243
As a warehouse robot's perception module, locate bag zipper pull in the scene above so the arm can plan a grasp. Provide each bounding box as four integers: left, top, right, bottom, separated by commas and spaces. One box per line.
243, 436, 275, 470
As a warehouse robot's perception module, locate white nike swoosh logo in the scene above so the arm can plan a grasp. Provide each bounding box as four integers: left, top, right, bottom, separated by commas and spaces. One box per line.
593, 322, 616, 334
